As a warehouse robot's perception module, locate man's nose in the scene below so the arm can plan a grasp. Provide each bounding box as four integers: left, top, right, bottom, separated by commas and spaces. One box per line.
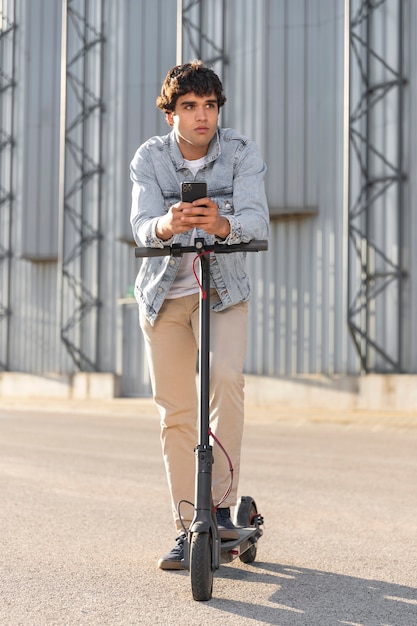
196, 106, 207, 120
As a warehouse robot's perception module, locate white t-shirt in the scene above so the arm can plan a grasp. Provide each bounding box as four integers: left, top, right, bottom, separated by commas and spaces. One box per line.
166, 157, 206, 299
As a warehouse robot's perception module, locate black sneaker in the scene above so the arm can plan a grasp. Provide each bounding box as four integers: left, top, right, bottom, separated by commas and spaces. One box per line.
216, 507, 239, 540
158, 534, 186, 570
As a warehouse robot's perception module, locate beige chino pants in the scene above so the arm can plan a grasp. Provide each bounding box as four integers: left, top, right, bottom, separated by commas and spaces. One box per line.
140, 291, 248, 533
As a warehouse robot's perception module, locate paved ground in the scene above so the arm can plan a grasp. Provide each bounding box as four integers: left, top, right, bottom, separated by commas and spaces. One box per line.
1, 398, 416, 625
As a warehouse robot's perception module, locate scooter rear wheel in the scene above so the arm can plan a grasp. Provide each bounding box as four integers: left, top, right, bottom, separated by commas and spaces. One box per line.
190, 531, 214, 601
235, 496, 258, 564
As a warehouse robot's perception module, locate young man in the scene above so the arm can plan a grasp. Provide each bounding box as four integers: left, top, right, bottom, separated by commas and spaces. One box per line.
130, 60, 269, 569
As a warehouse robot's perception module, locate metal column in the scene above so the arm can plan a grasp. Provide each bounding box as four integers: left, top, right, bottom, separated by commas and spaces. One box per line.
347, 0, 406, 372
58, 0, 105, 372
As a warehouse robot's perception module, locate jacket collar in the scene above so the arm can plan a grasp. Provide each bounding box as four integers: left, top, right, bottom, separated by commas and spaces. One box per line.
167, 129, 221, 170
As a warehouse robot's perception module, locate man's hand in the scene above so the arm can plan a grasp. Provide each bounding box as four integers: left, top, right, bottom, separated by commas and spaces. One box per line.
156, 198, 230, 240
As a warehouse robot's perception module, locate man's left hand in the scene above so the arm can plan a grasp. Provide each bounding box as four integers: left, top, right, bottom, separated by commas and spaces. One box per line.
181, 198, 230, 239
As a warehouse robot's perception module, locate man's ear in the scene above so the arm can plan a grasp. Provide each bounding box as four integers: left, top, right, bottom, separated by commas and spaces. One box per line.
166, 112, 174, 126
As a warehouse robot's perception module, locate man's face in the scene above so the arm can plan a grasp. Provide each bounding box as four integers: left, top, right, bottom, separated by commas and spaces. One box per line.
167, 92, 219, 160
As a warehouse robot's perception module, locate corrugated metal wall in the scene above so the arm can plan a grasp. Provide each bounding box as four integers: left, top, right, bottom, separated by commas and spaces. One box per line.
1, 0, 416, 396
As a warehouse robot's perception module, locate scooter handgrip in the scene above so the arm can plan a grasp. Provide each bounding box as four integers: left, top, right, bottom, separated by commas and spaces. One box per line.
134, 247, 172, 258
214, 239, 268, 253
245, 239, 268, 252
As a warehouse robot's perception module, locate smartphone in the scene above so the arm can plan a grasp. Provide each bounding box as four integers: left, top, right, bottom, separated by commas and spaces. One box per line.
181, 181, 207, 203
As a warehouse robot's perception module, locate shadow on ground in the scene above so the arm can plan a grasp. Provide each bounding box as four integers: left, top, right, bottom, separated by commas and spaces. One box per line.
212, 561, 417, 626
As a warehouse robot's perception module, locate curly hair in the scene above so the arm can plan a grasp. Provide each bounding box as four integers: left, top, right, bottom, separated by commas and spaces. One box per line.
156, 60, 226, 113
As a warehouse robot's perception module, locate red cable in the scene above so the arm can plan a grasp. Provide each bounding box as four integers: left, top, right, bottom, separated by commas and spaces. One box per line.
192, 251, 211, 299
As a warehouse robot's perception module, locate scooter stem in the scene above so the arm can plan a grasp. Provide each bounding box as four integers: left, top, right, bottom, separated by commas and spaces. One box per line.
198, 240, 210, 449
189, 241, 219, 558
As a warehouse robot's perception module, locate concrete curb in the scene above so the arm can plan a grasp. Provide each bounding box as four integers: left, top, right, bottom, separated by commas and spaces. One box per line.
2, 372, 417, 413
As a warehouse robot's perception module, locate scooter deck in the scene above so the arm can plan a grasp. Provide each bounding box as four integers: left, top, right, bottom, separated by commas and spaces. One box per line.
220, 526, 263, 564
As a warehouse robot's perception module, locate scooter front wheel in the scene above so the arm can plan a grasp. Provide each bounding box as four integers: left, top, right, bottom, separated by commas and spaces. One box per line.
190, 531, 214, 601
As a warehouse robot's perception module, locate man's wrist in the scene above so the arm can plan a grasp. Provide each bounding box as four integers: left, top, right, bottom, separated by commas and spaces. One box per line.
215, 216, 231, 240
156, 217, 172, 241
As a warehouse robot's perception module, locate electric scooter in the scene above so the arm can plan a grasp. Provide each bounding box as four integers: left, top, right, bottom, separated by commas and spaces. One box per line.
135, 237, 267, 601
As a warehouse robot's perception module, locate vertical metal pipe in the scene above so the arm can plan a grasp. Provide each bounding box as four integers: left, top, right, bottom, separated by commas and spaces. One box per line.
221, 0, 226, 79
176, 0, 182, 65
343, 0, 350, 373
57, 0, 68, 373
81, 0, 88, 367
364, 0, 371, 372
95, 0, 105, 368
8, 0, 16, 371
397, 0, 404, 371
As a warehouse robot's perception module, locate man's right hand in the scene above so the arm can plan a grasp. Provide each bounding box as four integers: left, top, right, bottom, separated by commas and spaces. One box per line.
156, 200, 207, 240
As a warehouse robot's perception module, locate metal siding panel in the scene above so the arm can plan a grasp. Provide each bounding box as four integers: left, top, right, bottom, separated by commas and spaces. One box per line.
116, 0, 176, 242
305, 0, 320, 210
5, 0, 64, 375
285, 0, 306, 209
23, 1, 42, 255
37, 0, 60, 255
8, 259, 63, 373
266, 0, 287, 210
245, 0, 349, 377
222, 0, 246, 130
102, 0, 177, 382
118, 301, 151, 397
262, 0, 319, 215
317, 0, 346, 375
20, 0, 61, 260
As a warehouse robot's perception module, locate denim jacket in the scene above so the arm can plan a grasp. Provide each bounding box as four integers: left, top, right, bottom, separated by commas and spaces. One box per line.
130, 127, 269, 325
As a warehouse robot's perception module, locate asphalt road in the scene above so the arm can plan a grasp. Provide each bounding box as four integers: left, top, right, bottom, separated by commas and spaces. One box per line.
1, 400, 416, 625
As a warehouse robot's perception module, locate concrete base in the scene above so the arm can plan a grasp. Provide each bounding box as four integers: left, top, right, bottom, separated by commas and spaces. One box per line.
0, 372, 121, 401
245, 374, 417, 413
0, 372, 416, 413
72, 373, 121, 400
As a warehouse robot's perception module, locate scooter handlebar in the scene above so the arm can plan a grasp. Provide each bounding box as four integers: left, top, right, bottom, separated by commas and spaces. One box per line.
134, 239, 268, 258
